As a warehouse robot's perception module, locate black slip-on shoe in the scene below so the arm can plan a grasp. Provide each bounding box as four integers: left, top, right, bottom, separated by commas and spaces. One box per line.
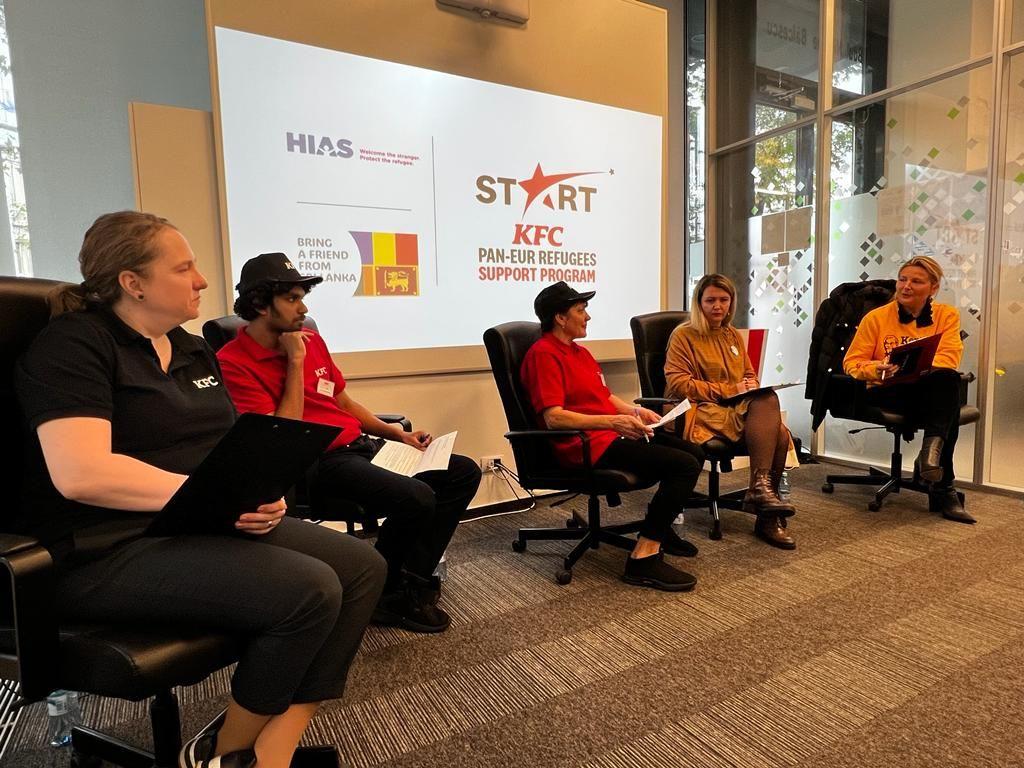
661, 528, 699, 558
290, 745, 344, 768
372, 587, 451, 633
179, 731, 255, 768
622, 553, 697, 592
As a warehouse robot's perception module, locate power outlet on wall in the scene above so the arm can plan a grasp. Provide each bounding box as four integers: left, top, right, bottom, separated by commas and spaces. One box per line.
480, 455, 503, 472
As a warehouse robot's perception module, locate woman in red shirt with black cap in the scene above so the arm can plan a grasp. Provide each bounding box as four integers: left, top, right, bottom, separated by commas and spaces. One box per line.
520, 282, 704, 592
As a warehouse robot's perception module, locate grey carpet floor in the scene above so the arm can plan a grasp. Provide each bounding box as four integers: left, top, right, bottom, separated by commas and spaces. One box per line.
4, 462, 1023, 768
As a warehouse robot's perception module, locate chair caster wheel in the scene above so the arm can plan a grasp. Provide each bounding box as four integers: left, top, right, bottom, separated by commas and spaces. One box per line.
821, 482, 834, 493
512, 539, 526, 553
867, 500, 881, 512
709, 527, 722, 541
555, 569, 572, 585
566, 517, 580, 528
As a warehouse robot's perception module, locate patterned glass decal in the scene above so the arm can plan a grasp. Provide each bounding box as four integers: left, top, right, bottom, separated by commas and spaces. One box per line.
718, 126, 816, 443
824, 69, 992, 476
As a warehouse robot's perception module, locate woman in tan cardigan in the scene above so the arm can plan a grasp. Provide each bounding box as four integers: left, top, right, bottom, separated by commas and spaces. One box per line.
664, 274, 797, 549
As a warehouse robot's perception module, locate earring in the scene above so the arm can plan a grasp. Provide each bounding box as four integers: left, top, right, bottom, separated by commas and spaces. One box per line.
136, 294, 145, 301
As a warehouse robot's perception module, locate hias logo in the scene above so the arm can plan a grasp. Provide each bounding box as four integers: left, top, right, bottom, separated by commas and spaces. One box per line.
476, 163, 604, 246
286, 132, 354, 158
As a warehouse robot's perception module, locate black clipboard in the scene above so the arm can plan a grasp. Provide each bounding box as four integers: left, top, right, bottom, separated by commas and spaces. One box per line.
720, 381, 803, 404
878, 334, 942, 387
146, 413, 340, 537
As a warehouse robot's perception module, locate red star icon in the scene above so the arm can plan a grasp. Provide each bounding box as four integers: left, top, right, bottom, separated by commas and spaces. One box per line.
517, 163, 601, 217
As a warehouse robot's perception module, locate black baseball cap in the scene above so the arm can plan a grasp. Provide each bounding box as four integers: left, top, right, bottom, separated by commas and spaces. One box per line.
235, 252, 324, 294
533, 281, 596, 324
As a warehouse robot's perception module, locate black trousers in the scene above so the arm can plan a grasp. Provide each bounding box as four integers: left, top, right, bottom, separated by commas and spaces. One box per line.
594, 433, 704, 541
309, 436, 482, 588
55, 518, 386, 715
865, 368, 962, 487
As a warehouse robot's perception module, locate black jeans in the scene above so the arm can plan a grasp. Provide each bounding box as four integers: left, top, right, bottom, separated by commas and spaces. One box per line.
56, 518, 386, 715
865, 368, 962, 487
309, 436, 482, 588
594, 432, 704, 541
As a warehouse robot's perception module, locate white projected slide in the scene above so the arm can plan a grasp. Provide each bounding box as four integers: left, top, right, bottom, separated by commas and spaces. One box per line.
215, 27, 662, 352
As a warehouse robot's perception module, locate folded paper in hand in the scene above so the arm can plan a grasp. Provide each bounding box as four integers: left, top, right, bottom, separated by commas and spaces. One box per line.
652, 400, 691, 429
371, 431, 458, 476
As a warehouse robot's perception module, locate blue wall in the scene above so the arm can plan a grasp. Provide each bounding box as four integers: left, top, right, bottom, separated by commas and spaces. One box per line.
6, 0, 210, 279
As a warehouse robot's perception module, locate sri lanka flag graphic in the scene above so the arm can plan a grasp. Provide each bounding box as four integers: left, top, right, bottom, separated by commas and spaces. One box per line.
350, 231, 419, 297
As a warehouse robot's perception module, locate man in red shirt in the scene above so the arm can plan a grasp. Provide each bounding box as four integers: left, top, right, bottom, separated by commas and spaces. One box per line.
520, 282, 704, 591
218, 253, 481, 633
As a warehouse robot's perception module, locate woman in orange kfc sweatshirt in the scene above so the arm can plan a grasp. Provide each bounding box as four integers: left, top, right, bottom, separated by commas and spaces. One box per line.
843, 255, 973, 523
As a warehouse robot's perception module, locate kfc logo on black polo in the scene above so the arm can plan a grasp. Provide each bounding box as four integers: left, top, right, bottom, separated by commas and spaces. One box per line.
193, 376, 220, 389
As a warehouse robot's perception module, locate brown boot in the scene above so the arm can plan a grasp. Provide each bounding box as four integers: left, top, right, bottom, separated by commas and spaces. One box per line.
743, 469, 794, 517
754, 514, 796, 549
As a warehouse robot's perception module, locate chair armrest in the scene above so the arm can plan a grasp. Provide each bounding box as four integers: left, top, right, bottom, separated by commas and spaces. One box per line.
375, 413, 411, 432
0, 533, 41, 558
0, 535, 60, 702
503, 428, 596, 472
633, 397, 680, 409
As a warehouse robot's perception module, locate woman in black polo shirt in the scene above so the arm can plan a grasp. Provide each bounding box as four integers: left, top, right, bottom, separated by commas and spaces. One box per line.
15, 211, 386, 768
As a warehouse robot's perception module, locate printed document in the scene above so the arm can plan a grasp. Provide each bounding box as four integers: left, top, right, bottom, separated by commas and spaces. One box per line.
371, 431, 458, 476
653, 400, 691, 429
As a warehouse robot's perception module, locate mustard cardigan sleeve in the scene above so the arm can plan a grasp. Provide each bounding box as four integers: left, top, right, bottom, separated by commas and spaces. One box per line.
843, 310, 884, 382
931, 306, 963, 371
664, 326, 742, 403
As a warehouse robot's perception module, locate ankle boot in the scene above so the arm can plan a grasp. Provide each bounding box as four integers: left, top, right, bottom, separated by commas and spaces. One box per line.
928, 486, 975, 524
754, 514, 796, 549
768, 469, 797, 516
917, 436, 944, 483
743, 469, 793, 516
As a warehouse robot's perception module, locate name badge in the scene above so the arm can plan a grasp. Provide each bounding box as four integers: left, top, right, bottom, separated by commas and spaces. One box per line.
730, 345, 739, 356
316, 378, 335, 397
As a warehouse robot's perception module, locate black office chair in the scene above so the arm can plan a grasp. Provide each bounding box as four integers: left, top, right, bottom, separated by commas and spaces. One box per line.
809, 288, 981, 511
483, 321, 656, 585
202, 314, 411, 536
0, 277, 240, 768
819, 372, 979, 510
630, 311, 748, 540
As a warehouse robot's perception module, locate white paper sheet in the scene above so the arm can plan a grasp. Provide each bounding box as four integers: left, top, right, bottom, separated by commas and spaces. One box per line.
370, 431, 458, 477
652, 399, 691, 429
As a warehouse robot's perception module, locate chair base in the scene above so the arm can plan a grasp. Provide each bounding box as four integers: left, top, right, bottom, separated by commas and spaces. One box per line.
820, 431, 966, 512
513, 494, 643, 584
682, 460, 749, 540
71, 690, 182, 768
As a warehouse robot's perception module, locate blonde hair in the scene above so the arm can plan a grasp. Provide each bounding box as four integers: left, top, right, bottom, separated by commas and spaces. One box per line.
50, 211, 175, 316
899, 255, 944, 286
689, 273, 737, 334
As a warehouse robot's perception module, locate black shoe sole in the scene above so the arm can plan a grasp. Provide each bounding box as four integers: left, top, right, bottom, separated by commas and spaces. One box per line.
621, 573, 697, 592
372, 609, 450, 633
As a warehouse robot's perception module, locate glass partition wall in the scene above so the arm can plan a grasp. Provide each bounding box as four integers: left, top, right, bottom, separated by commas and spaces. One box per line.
707, 0, 1023, 492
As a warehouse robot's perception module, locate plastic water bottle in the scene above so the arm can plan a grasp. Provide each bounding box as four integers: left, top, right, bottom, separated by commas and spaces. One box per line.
778, 471, 791, 499
433, 550, 448, 583
46, 690, 81, 747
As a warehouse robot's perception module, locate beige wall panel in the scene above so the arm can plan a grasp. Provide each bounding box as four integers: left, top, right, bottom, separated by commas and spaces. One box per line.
206, 0, 666, 116
129, 102, 228, 334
